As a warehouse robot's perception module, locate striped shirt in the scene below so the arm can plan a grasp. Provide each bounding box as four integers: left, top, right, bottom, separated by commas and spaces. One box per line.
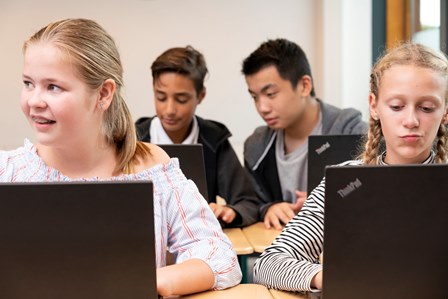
253, 152, 436, 291
0, 139, 242, 290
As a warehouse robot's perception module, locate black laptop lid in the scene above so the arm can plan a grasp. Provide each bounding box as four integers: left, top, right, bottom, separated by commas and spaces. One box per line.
159, 144, 209, 201
323, 164, 448, 299
0, 181, 157, 299
307, 134, 363, 194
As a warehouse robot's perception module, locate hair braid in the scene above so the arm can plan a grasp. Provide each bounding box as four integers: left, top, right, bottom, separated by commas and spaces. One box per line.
361, 118, 383, 165
435, 123, 448, 163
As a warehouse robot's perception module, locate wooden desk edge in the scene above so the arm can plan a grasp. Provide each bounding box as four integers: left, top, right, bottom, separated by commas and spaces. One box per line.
223, 228, 254, 255
269, 289, 310, 299
164, 283, 273, 298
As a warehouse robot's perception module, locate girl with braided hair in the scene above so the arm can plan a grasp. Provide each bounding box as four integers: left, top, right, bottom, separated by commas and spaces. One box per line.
253, 42, 448, 292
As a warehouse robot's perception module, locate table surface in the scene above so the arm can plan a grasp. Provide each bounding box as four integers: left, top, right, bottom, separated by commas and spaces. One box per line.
242, 222, 282, 253
164, 283, 274, 299
269, 289, 311, 299
223, 227, 254, 255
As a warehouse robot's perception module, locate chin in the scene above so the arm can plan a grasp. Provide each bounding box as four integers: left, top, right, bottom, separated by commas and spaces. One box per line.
34, 135, 58, 147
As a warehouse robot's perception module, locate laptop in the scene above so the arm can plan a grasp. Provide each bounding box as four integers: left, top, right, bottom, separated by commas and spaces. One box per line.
322, 164, 448, 299
307, 134, 364, 194
159, 144, 209, 201
0, 181, 157, 299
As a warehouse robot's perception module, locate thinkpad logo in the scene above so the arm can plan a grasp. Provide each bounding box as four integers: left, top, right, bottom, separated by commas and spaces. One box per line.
337, 178, 362, 198
315, 142, 330, 155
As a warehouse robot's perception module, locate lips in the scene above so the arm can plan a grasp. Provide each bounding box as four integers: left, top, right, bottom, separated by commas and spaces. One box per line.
264, 117, 278, 126
400, 134, 421, 142
162, 118, 178, 126
31, 116, 56, 124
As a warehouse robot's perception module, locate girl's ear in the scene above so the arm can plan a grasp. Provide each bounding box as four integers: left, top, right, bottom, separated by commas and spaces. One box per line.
443, 109, 448, 125
97, 79, 116, 110
368, 93, 379, 120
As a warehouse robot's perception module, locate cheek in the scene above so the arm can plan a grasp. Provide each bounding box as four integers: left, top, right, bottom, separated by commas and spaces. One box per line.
426, 114, 444, 133
20, 91, 30, 116
178, 103, 196, 119
154, 101, 163, 114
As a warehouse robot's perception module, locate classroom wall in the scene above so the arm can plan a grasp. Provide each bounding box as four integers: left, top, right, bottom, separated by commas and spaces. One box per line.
0, 0, 371, 159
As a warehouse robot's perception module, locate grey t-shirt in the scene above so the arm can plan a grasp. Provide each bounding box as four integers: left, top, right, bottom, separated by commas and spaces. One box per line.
275, 113, 322, 203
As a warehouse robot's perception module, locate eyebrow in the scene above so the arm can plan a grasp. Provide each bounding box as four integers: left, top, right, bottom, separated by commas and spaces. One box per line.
154, 89, 192, 97
248, 83, 276, 95
22, 74, 59, 83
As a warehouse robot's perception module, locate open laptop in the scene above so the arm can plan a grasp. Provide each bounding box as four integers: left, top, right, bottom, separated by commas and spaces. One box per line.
322, 164, 448, 299
0, 181, 157, 299
159, 144, 209, 201
307, 134, 364, 194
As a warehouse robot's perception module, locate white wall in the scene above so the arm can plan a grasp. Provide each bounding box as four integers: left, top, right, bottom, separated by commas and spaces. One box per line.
317, 0, 372, 117
0, 0, 371, 158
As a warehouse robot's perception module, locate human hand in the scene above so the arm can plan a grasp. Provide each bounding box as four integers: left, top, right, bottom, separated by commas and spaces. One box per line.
294, 190, 307, 213
311, 270, 323, 290
263, 202, 297, 230
209, 202, 237, 224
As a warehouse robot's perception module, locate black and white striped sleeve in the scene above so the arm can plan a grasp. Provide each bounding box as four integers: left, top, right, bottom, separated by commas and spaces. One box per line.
253, 177, 326, 291
253, 160, 363, 291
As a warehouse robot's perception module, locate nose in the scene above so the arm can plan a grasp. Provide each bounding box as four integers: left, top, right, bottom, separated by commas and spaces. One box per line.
165, 98, 177, 116
402, 107, 419, 128
26, 88, 47, 109
256, 96, 271, 115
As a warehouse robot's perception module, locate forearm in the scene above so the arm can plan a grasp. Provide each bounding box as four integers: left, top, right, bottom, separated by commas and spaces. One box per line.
254, 194, 325, 291
157, 259, 214, 297
254, 249, 322, 291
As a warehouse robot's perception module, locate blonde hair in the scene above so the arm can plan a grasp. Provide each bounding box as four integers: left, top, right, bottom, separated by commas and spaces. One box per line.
23, 18, 150, 174
361, 42, 448, 164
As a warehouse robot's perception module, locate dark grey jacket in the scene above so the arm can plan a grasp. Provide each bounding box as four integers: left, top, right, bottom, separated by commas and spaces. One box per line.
244, 99, 368, 219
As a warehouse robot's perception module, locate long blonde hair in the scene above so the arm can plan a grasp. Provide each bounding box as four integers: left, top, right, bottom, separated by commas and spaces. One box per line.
23, 18, 150, 174
361, 42, 448, 164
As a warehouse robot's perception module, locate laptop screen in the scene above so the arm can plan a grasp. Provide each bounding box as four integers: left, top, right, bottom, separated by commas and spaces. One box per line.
307, 134, 363, 194
323, 164, 448, 299
0, 181, 157, 299
159, 144, 209, 201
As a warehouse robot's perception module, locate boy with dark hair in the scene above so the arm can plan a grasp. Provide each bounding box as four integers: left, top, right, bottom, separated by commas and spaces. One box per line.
136, 46, 260, 227
242, 38, 368, 230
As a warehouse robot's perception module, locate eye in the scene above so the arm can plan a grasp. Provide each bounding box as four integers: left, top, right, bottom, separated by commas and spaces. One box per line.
389, 105, 402, 111
419, 106, 435, 113
23, 80, 33, 89
155, 95, 166, 102
48, 84, 61, 92
266, 91, 277, 99
176, 97, 189, 104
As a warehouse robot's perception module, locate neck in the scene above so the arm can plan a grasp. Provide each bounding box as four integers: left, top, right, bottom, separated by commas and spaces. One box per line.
37, 140, 118, 179
283, 97, 319, 153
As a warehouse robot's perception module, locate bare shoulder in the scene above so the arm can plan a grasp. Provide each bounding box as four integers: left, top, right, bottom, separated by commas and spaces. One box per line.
134, 143, 171, 172
145, 143, 171, 165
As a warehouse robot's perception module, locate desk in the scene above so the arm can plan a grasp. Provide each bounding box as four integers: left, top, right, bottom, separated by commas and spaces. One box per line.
242, 222, 282, 253
165, 283, 273, 299
269, 289, 310, 299
223, 228, 253, 283
223, 228, 253, 255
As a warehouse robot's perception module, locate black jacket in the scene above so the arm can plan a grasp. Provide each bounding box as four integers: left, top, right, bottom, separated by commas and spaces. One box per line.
135, 115, 260, 227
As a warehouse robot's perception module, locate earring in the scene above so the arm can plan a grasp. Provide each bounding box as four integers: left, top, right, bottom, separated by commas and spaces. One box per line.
99, 102, 104, 110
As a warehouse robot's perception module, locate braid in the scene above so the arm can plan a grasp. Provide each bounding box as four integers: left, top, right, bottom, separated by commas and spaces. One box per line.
361, 118, 383, 165
435, 123, 448, 163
